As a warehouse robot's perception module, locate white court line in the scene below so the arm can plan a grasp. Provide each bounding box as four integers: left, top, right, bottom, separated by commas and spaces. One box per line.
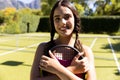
90, 37, 98, 49
90, 37, 120, 73
107, 38, 120, 73
90, 37, 116, 60
0, 43, 39, 56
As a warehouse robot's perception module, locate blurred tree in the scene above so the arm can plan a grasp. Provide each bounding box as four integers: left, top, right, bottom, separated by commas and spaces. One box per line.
3, 7, 17, 23
109, 0, 120, 15
70, 0, 79, 3
74, 2, 84, 16
71, 0, 93, 16
94, 0, 105, 15
41, 0, 56, 16
40, 0, 120, 16
94, 0, 120, 16
0, 11, 5, 25
3, 7, 16, 17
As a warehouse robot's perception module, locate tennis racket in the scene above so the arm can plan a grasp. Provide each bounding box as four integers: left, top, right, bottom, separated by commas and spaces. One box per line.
42, 44, 85, 79
50, 44, 83, 67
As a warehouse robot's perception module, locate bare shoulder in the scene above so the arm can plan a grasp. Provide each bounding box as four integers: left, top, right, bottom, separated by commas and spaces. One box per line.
37, 42, 47, 49
82, 45, 94, 58
82, 45, 92, 53
35, 42, 48, 57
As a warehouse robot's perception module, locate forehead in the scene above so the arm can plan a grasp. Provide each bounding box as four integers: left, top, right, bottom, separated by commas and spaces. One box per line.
54, 6, 73, 17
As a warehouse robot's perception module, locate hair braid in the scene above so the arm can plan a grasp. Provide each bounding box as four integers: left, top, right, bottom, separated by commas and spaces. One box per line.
74, 31, 84, 53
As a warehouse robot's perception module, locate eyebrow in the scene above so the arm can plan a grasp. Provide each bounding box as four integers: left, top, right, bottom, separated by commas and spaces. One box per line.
54, 13, 71, 18
54, 15, 60, 18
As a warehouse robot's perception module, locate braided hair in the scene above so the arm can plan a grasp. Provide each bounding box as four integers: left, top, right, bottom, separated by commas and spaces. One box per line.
43, 0, 84, 76
49, 0, 84, 52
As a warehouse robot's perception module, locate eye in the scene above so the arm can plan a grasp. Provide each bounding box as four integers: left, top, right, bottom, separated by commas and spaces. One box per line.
54, 17, 61, 22
64, 14, 71, 20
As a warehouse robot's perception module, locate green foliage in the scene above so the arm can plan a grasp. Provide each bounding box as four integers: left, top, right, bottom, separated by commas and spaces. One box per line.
104, 3, 120, 15
0, 11, 4, 24
19, 12, 40, 33
36, 16, 50, 32
3, 21, 20, 34
32, 9, 43, 16
37, 16, 120, 34
41, 2, 51, 16
74, 2, 84, 16
3, 7, 17, 23
81, 16, 120, 33
40, 0, 120, 16
41, 0, 56, 16
0, 8, 20, 34
48, 0, 56, 7
19, 8, 32, 14
70, 0, 79, 3
94, 0, 120, 16
0, 8, 41, 34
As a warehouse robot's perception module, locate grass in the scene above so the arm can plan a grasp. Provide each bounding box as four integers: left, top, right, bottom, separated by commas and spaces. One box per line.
0, 32, 120, 80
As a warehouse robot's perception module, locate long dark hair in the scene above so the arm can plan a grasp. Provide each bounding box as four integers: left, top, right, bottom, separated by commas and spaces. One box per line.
43, 0, 84, 77
49, 0, 84, 52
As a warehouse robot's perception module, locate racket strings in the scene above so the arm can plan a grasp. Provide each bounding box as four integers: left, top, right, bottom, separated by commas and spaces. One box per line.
52, 46, 77, 60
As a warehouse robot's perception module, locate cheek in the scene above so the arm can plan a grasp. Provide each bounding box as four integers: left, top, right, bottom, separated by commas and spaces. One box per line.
72, 18, 75, 26
54, 22, 59, 31
54, 22, 57, 28
69, 19, 75, 28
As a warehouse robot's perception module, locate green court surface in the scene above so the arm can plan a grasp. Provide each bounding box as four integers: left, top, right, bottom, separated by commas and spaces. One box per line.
0, 33, 120, 80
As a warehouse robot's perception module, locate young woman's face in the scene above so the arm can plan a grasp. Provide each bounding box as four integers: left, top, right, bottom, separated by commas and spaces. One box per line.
53, 6, 75, 37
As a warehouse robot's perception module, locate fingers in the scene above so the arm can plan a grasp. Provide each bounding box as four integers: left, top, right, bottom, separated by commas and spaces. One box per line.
40, 59, 48, 68
80, 57, 90, 72
49, 50, 57, 60
73, 52, 84, 61
39, 51, 57, 69
39, 55, 50, 69
80, 57, 88, 66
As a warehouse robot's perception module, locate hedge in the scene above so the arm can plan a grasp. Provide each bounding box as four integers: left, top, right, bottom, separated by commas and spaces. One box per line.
36, 16, 50, 32
20, 13, 40, 33
81, 16, 120, 33
0, 13, 40, 34
37, 16, 120, 33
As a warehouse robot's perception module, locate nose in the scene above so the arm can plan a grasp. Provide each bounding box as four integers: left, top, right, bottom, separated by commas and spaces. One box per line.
61, 18, 66, 24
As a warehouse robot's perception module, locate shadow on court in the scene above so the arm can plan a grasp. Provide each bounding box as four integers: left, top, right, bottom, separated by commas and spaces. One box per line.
0, 61, 31, 67
114, 69, 120, 76
102, 41, 120, 52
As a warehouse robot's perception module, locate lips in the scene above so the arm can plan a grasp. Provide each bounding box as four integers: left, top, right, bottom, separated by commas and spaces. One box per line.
60, 26, 70, 31
60, 27, 67, 31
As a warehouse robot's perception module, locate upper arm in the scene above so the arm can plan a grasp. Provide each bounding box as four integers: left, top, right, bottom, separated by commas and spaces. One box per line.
83, 46, 94, 65
30, 42, 61, 80
83, 45, 96, 80
30, 42, 46, 80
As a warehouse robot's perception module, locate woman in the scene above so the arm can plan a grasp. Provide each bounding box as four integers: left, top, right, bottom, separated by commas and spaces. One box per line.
30, 0, 96, 80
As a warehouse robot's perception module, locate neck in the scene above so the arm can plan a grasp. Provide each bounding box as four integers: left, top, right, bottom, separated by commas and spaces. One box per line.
55, 35, 75, 47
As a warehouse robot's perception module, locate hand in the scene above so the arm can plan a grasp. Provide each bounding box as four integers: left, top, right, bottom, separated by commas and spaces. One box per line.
39, 50, 62, 74
68, 52, 89, 74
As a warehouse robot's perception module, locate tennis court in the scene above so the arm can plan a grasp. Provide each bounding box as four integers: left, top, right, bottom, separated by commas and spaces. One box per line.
0, 33, 120, 80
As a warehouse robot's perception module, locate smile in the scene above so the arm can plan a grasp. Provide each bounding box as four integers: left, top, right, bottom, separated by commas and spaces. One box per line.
60, 26, 70, 31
